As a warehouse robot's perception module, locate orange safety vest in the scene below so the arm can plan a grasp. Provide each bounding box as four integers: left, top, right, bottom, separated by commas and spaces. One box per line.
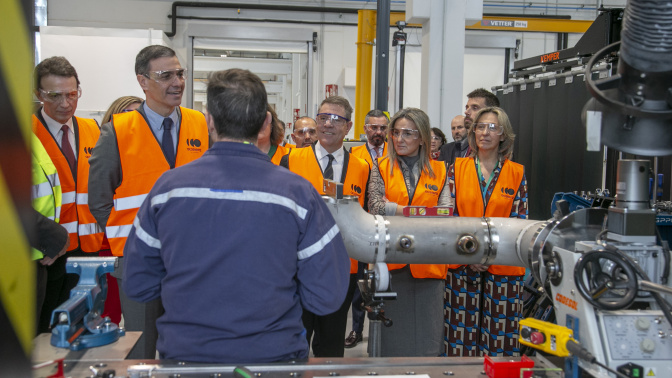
452, 157, 525, 276
378, 157, 449, 279
285, 143, 296, 149
32, 114, 104, 252
270, 144, 290, 165
106, 108, 208, 256
350, 143, 387, 168
286, 145, 370, 273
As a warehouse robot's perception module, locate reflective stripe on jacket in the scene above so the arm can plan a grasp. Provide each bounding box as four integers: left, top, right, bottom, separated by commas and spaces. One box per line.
378, 156, 448, 279
286, 145, 370, 273
32, 114, 103, 252
452, 157, 525, 276
31, 134, 62, 260
106, 107, 208, 256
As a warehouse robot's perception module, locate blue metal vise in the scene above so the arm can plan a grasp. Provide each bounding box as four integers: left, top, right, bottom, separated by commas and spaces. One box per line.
50, 257, 125, 350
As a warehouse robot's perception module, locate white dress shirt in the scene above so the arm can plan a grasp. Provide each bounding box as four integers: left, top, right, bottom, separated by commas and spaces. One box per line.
41, 108, 77, 159
315, 141, 345, 182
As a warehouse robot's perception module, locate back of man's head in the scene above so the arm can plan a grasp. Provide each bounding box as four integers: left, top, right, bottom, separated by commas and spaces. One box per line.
467, 88, 500, 107
207, 69, 268, 140
34, 56, 80, 91
135, 45, 177, 75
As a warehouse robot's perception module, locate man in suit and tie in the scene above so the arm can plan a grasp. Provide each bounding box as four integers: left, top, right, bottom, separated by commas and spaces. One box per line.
32, 56, 104, 333
350, 109, 389, 167
280, 96, 370, 357
88, 45, 208, 359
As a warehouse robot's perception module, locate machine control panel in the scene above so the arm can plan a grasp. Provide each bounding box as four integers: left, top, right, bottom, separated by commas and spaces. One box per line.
519, 318, 573, 357
600, 311, 672, 360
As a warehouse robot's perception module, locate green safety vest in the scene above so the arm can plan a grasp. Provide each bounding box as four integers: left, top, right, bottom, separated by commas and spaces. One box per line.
31, 134, 62, 260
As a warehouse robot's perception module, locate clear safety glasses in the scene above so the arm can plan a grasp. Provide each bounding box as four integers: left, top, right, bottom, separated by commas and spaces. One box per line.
143, 68, 188, 83
39, 87, 82, 103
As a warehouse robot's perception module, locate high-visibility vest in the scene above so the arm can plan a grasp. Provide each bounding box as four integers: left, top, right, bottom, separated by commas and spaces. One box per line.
350, 142, 387, 168
32, 114, 103, 252
452, 157, 525, 276
286, 145, 370, 274
31, 134, 62, 260
106, 108, 208, 256
379, 157, 448, 279
270, 144, 290, 165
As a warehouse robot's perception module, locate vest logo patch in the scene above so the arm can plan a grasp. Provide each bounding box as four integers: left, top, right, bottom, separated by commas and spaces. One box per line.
424, 183, 439, 192
186, 138, 203, 152
83, 146, 94, 157
500, 186, 516, 197
186, 138, 201, 147
351, 184, 362, 194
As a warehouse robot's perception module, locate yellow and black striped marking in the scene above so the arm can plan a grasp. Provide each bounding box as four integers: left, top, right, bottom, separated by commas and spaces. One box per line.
0, 0, 37, 374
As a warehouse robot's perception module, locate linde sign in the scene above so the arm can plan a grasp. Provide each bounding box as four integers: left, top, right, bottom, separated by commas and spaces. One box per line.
481, 20, 528, 28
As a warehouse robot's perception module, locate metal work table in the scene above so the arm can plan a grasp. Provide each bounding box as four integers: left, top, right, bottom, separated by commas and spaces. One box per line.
33, 352, 559, 377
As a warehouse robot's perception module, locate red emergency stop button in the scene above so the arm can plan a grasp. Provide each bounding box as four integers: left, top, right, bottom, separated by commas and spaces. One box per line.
530, 331, 546, 345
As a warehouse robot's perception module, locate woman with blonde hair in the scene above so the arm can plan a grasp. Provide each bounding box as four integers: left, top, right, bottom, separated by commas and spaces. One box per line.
368, 107, 450, 357
101, 96, 143, 124
445, 106, 527, 357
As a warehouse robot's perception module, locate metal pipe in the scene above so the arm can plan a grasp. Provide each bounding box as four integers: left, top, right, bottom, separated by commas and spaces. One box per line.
324, 197, 543, 268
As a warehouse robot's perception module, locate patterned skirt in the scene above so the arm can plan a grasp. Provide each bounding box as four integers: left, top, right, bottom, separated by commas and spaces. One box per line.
443, 266, 524, 357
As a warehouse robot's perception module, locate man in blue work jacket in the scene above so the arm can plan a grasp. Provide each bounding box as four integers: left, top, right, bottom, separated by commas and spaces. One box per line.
123, 68, 350, 363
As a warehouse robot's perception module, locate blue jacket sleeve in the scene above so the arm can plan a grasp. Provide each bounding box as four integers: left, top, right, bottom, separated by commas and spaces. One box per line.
122, 188, 166, 302
295, 189, 350, 315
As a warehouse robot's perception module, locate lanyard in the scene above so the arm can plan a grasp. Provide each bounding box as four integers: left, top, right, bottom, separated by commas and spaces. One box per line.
475, 156, 497, 202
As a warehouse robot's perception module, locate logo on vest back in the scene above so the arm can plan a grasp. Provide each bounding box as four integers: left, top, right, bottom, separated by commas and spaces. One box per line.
350, 184, 362, 194
500, 186, 516, 198
83, 146, 94, 158
186, 138, 202, 152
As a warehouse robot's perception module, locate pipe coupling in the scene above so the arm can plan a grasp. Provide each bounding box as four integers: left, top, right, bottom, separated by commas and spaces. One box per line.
457, 234, 479, 254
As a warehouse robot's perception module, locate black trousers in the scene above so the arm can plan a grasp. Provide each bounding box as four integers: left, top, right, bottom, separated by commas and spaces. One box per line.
302, 273, 357, 357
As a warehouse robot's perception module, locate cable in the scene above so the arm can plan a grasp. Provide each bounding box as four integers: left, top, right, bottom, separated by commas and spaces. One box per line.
565, 340, 629, 378
655, 226, 670, 284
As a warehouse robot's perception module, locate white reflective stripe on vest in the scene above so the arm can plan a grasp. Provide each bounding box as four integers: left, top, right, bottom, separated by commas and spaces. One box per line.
114, 194, 148, 211
62, 191, 76, 205
79, 222, 102, 236
47, 172, 59, 187
54, 206, 61, 221
106, 224, 134, 239
76, 193, 89, 205
32, 181, 54, 200
60, 221, 78, 233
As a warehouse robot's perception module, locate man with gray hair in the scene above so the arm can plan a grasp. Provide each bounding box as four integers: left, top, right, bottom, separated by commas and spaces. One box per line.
280, 95, 370, 357
88, 45, 208, 359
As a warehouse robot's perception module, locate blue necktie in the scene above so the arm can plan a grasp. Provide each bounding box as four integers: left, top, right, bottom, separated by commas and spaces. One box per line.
162, 118, 175, 168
